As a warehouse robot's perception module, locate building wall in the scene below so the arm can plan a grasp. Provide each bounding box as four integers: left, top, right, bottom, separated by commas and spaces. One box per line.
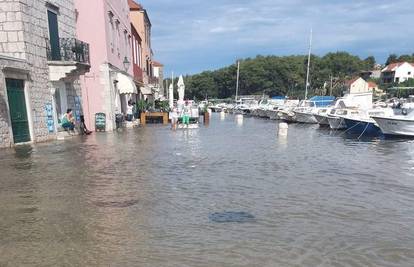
0, 0, 80, 147
0, 56, 30, 147
130, 8, 151, 84
75, 0, 134, 131
349, 78, 370, 94
394, 63, 414, 83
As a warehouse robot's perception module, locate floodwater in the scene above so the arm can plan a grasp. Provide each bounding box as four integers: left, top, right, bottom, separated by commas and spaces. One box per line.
1, 114, 414, 267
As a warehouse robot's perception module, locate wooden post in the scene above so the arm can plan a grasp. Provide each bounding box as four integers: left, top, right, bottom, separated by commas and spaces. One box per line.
204, 112, 210, 125
163, 112, 168, 125
140, 112, 146, 126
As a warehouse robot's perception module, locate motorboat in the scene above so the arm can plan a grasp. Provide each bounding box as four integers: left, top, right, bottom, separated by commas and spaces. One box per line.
327, 108, 360, 130
343, 108, 394, 136
313, 108, 331, 126
293, 96, 336, 124
372, 97, 414, 137
278, 107, 297, 123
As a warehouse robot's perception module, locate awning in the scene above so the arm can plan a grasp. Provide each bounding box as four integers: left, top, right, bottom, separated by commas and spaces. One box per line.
140, 86, 152, 95
116, 73, 137, 94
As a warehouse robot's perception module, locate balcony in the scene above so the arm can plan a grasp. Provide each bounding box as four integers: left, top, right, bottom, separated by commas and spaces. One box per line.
46, 38, 91, 81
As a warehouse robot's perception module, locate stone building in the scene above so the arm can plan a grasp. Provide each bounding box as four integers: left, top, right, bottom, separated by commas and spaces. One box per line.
0, 0, 90, 148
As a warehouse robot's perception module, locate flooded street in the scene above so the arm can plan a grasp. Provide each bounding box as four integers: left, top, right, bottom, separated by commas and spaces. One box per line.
1, 114, 414, 266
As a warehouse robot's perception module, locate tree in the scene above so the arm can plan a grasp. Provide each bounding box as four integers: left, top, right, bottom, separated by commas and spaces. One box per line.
363, 56, 376, 69
166, 52, 409, 99
385, 54, 398, 65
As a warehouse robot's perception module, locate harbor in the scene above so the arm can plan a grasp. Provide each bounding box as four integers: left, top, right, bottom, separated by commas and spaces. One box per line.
1, 114, 414, 266
1, 0, 414, 266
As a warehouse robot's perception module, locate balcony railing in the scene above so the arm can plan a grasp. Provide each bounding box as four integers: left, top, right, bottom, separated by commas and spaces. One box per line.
46, 38, 90, 64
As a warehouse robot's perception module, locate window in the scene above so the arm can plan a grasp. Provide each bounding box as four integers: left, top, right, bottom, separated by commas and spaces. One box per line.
138, 43, 142, 67
133, 37, 138, 65
108, 12, 114, 53
115, 20, 120, 57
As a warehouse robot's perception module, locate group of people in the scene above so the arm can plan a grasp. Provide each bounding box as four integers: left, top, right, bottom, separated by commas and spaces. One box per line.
61, 101, 192, 134
170, 102, 191, 130
61, 109, 92, 135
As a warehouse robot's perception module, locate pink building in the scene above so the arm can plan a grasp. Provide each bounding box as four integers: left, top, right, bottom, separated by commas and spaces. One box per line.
75, 0, 136, 131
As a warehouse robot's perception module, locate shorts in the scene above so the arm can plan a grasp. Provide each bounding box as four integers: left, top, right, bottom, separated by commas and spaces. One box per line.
182, 115, 190, 125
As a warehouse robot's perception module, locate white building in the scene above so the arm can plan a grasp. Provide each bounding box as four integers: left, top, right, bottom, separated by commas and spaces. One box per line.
381, 62, 414, 84
344, 77, 372, 94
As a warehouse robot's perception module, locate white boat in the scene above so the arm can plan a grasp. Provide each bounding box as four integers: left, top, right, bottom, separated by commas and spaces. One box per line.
313, 108, 331, 126
278, 107, 296, 122
293, 96, 335, 124
372, 98, 414, 137
327, 108, 360, 130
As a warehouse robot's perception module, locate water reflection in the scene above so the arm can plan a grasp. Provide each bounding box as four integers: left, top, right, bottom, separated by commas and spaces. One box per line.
1, 113, 414, 266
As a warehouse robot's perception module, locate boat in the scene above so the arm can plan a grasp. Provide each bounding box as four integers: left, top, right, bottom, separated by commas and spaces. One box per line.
343, 108, 394, 136
314, 108, 331, 126
372, 98, 414, 137
327, 108, 360, 130
278, 107, 297, 123
293, 96, 335, 124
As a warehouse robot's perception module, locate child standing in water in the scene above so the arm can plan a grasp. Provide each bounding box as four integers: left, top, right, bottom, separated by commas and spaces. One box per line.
171, 107, 179, 130
182, 102, 191, 127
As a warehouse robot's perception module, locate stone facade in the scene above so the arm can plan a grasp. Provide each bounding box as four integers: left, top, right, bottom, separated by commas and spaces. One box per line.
0, 55, 30, 147
0, 0, 87, 148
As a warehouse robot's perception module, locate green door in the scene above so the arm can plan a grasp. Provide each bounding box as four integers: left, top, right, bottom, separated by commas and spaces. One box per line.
6, 79, 31, 144
47, 10, 61, 60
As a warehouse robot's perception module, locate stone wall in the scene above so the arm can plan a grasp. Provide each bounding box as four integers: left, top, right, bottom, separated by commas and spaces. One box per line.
0, 55, 30, 148
0, 0, 81, 146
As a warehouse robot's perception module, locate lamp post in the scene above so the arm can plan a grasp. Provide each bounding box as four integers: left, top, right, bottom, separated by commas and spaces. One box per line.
123, 56, 130, 72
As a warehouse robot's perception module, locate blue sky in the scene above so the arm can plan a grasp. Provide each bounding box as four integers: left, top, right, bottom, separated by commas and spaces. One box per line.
139, 0, 414, 76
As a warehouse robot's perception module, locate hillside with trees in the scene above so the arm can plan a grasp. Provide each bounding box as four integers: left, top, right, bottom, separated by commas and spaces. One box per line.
165, 52, 414, 100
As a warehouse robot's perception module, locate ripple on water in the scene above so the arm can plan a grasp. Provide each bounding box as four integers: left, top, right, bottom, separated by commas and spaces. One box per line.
209, 211, 256, 223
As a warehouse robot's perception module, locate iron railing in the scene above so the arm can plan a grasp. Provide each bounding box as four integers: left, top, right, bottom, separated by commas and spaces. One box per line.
46, 38, 90, 64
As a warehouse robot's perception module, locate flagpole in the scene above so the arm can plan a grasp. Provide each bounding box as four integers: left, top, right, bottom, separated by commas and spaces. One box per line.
305, 28, 312, 100
235, 60, 240, 103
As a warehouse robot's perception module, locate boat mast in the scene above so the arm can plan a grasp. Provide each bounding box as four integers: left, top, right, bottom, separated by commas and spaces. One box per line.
305, 28, 312, 100
235, 60, 240, 103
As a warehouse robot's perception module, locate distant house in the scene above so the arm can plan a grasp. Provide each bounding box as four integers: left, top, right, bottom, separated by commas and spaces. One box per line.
368, 81, 385, 97
381, 62, 414, 84
360, 70, 382, 80
344, 77, 372, 94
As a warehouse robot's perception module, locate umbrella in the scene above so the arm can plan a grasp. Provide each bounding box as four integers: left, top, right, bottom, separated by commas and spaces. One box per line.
169, 83, 174, 109
177, 75, 185, 104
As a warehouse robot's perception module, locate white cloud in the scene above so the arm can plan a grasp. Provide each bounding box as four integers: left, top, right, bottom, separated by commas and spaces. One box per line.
140, 0, 414, 74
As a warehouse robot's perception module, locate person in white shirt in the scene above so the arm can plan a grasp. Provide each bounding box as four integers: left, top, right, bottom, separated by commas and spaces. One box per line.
126, 101, 134, 121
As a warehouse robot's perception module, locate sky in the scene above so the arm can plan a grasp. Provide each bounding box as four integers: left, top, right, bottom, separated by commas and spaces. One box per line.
139, 0, 414, 76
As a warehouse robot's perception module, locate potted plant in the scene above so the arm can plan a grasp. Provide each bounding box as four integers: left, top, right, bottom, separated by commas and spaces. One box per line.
136, 99, 148, 118
202, 103, 210, 124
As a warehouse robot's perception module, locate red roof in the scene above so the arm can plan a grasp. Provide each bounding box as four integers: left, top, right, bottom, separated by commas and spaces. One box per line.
368, 81, 377, 88
128, 0, 142, 10
152, 61, 163, 67
383, 62, 414, 72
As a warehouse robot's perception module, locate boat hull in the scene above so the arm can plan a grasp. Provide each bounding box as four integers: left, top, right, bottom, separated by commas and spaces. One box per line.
343, 118, 382, 136
328, 116, 347, 130
314, 114, 329, 126
372, 117, 414, 137
295, 111, 318, 124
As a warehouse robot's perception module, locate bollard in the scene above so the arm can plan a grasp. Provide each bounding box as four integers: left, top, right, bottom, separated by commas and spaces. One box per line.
278, 122, 288, 136
220, 111, 226, 120
235, 114, 244, 126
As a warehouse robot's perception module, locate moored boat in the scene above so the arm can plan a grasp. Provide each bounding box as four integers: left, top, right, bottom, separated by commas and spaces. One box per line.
372, 109, 414, 137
